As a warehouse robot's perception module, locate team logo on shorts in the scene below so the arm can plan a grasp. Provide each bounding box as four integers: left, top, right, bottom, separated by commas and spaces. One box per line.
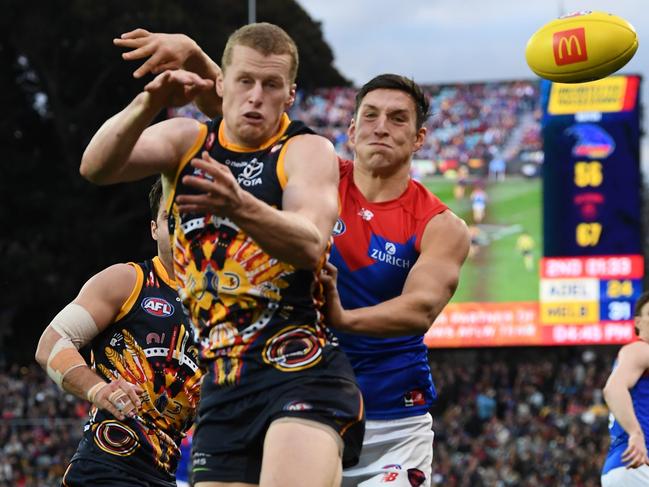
407, 468, 426, 486
141, 297, 175, 317
404, 389, 426, 407
262, 325, 323, 372
333, 218, 346, 236
94, 420, 139, 457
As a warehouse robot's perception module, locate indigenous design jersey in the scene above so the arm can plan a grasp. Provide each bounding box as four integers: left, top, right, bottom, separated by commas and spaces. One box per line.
602, 356, 649, 474
330, 159, 447, 420
71, 258, 201, 485
166, 114, 343, 404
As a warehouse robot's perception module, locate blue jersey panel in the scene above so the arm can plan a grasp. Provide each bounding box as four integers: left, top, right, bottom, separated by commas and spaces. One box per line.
602, 370, 649, 474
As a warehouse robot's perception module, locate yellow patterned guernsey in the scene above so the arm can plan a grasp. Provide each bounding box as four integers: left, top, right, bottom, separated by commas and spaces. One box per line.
69, 258, 202, 486
165, 114, 339, 405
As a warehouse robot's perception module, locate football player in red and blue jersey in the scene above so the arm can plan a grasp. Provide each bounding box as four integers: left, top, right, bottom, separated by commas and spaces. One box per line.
320, 74, 470, 487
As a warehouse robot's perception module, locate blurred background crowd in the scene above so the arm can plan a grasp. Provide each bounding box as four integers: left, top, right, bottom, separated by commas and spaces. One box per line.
0, 346, 615, 487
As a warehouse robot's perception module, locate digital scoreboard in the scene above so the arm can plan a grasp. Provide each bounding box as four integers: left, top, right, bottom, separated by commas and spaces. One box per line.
426, 75, 643, 347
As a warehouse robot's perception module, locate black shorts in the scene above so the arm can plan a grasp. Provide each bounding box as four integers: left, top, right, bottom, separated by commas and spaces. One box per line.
192, 375, 365, 484
62, 459, 175, 487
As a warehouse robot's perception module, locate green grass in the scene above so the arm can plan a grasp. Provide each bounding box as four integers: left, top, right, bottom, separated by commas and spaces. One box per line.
423, 177, 542, 303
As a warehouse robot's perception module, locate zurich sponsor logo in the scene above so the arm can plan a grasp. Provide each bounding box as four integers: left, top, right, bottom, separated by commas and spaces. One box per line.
237, 158, 264, 187
141, 297, 175, 317
369, 240, 411, 269
333, 218, 346, 236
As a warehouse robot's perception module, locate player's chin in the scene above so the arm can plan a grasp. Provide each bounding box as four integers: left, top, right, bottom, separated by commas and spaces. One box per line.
237, 124, 269, 147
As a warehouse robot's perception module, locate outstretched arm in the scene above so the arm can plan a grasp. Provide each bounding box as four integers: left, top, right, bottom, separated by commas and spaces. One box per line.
321, 210, 470, 337
80, 69, 211, 184
603, 342, 649, 468
35, 264, 143, 420
115, 28, 222, 117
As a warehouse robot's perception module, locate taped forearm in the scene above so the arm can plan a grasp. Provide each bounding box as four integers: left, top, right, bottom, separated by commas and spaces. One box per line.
40, 303, 99, 390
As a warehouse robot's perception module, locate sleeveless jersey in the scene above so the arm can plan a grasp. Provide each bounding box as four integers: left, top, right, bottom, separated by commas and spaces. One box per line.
166, 114, 348, 407
602, 354, 649, 474
71, 257, 202, 485
330, 159, 447, 420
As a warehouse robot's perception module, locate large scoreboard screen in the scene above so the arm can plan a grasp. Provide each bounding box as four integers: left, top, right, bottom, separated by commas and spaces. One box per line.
425, 75, 643, 347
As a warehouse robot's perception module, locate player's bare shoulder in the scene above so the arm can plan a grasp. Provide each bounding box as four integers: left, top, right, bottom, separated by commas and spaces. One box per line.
78, 263, 138, 305
618, 340, 649, 368
422, 210, 470, 259
283, 133, 337, 174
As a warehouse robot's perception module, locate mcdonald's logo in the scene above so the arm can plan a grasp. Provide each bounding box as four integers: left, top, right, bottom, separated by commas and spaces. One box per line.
553, 28, 588, 65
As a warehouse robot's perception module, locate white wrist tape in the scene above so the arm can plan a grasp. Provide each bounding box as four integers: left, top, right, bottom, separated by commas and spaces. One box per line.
46, 303, 99, 389
87, 381, 109, 403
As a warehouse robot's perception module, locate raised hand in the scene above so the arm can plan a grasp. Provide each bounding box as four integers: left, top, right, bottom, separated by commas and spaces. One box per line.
143, 70, 214, 109
114, 29, 200, 79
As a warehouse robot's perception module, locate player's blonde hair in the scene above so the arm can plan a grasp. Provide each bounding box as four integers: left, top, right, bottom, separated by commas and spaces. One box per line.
222, 23, 299, 84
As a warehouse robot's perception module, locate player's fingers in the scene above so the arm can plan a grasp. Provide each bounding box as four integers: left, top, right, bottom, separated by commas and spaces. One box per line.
120, 28, 151, 40
191, 155, 227, 176
185, 81, 215, 97
122, 43, 156, 61
181, 177, 227, 200
109, 387, 137, 416
103, 401, 126, 421
133, 53, 167, 79
621, 447, 634, 462
143, 71, 170, 92
122, 383, 143, 409
152, 61, 193, 74
113, 37, 146, 49
624, 451, 642, 468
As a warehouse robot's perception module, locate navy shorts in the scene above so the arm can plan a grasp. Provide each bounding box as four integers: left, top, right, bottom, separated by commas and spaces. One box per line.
192, 374, 365, 484
62, 459, 175, 487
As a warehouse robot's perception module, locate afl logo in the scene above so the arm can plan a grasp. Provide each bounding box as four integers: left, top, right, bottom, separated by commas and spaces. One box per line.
333, 218, 346, 236
141, 297, 174, 317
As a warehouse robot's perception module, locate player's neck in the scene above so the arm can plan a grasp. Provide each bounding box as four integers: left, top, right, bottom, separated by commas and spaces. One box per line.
352, 161, 410, 203
157, 254, 175, 280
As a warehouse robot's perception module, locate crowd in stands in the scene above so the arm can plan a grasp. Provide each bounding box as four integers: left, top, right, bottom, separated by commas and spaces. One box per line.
0, 364, 88, 487
0, 346, 617, 486
170, 80, 543, 180
429, 347, 615, 487
288, 81, 542, 177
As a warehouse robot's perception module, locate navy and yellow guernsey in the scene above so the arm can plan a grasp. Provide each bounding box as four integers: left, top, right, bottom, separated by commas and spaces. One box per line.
165, 114, 350, 407
70, 257, 202, 486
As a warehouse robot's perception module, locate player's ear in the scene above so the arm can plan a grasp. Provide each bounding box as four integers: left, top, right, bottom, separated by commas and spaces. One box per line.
286, 83, 296, 108
347, 117, 357, 144
216, 71, 225, 98
413, 126, 427, 152
151, 220, 158, 241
